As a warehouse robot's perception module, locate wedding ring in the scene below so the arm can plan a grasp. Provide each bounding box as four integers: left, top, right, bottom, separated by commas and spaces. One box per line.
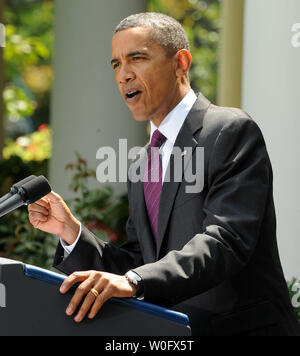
90, 288, 99, 298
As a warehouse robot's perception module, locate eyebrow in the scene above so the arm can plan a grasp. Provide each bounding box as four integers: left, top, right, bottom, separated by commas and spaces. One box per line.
111, 51, 149, 66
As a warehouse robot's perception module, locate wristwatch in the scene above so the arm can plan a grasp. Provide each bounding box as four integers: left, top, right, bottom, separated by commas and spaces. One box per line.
125, 270, 144, 298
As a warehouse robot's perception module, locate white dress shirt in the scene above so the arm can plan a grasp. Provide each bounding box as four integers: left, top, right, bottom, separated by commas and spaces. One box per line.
60, 89, 197, 255
150, 89, 197, 182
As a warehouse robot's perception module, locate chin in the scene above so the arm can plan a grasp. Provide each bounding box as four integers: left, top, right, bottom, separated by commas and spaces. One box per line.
131, 112, 150, 122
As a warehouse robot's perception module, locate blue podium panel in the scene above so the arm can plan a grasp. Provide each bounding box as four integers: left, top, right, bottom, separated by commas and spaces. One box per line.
0, 258, 191, 336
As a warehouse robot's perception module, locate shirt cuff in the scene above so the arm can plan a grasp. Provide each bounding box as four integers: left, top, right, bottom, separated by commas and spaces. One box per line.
59, 223, 82, 255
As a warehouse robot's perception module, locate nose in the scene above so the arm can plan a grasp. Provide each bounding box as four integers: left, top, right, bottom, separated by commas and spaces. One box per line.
118, 63, 136, 84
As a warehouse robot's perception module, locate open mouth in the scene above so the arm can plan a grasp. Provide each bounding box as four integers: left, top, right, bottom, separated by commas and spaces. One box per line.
126, 90, 142, 99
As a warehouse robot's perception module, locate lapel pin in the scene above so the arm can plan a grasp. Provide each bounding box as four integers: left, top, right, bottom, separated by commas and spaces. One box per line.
181, 150, 187, 157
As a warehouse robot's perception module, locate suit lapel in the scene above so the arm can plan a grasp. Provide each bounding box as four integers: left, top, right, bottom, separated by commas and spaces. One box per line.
156, 93, 211, 258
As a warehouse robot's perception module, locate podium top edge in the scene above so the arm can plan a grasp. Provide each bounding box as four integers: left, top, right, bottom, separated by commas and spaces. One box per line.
0, 257, 24, 265
23, 263, 190, 327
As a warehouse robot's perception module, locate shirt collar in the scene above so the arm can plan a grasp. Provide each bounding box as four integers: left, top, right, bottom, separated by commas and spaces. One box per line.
150, 89, 197, 145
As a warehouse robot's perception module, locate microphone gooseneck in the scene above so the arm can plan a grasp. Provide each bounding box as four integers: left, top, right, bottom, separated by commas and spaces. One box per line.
0, 175, 37, 205
0, 176, 51, 218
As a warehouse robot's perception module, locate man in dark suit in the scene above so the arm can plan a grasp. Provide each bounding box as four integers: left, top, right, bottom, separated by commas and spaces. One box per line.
28, 13, 300, 335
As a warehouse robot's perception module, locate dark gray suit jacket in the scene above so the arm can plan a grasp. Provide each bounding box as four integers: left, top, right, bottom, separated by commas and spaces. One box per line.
54, 94, 300, 336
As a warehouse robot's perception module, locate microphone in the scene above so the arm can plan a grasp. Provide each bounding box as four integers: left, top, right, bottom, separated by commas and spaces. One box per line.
0, 175, 37, 204
0, 176, 52, 218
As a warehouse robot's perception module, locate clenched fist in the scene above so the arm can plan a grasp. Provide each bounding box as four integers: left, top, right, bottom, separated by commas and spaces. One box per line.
28, 191, 80, 245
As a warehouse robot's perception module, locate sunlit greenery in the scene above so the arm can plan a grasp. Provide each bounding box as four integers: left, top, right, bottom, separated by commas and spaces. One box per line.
148, 0, 220, 103
3, 123, 51, 161
4, 84, 35, 118
3, 0, 53, 133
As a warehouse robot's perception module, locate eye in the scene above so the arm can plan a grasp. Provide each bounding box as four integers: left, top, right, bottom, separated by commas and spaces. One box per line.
112, 62, 120, 70
132, 56, 143, 61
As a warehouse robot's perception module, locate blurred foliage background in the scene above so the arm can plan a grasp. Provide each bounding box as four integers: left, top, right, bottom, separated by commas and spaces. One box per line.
4, 0, 53, 129
0, 0, 54, 266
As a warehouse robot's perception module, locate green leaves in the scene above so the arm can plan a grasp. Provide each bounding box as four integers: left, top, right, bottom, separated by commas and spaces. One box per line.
4, 24, 51, 82
3, 124, 52, 161
3, 0, 54, 128
3, 84, 35, 118
0, 207, 57, 270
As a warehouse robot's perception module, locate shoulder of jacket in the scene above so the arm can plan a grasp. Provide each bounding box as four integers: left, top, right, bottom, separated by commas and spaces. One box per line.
202, 102, 260, 135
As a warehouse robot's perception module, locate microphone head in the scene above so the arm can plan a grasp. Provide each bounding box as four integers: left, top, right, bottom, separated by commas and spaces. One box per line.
20, 176, 52, 204
12, 175, 37, 190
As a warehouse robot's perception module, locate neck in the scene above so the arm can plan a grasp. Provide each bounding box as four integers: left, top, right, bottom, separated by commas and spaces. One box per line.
151, 84, 191, 128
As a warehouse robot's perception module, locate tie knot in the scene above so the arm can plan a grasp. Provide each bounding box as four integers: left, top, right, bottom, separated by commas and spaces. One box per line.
151, 130, 167, 148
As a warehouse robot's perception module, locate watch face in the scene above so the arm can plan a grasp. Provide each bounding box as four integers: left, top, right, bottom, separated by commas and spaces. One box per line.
127, 271, 140, 282
126, 271, 143, 297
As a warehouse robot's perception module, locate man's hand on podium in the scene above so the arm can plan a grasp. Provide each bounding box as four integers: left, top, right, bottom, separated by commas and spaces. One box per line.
28, 191, 80, 245
59, 270, 137, 323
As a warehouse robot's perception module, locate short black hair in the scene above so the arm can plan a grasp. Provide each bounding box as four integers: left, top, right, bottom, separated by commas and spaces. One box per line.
114, 12, 190, 57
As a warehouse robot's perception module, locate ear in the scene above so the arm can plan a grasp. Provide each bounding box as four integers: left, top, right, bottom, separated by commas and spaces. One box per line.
175, 49, 192, 78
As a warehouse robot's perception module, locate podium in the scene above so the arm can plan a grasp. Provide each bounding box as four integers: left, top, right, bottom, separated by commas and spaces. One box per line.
0, 258, 191, 336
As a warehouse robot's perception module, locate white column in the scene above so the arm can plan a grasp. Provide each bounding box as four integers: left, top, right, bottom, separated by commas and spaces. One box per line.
50, 0, 147, 197
217, 0, 244, 108
242, 0, 300, 279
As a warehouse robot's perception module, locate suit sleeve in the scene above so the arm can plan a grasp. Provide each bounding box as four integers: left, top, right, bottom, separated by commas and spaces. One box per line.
53, 181, 144, 276
132, 117, 271, 306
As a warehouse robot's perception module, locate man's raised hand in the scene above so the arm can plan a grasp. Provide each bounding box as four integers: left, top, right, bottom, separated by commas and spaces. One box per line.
28, 191, 80, 245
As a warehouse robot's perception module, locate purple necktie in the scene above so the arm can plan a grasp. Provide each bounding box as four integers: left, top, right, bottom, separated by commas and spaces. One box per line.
144, 129, 167, 241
